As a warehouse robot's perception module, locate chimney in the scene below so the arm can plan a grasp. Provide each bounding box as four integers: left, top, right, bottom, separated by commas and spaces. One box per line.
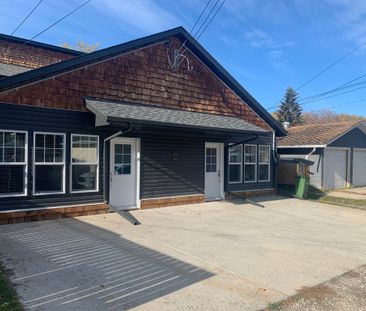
283, 121, 290, 130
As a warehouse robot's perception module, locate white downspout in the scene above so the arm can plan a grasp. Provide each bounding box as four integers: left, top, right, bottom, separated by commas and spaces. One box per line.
306, 147, 316, 160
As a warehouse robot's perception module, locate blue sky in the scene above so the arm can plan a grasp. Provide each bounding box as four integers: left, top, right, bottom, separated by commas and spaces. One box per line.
1, 0, 366, 116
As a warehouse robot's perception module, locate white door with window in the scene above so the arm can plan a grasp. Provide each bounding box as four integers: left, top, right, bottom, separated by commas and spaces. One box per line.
110, 138, 139, 209
204, 142, 223, 200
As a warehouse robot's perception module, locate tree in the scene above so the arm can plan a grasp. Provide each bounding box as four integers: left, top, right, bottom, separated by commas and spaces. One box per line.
61, 41, 99, 53
275, 87, 304, 126
303, 109, 365, 124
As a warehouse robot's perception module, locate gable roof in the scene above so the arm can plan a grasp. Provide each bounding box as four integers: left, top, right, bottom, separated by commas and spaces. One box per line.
0, 27, 286, 136
0, 33, 84, 56
277, 121, 366, 147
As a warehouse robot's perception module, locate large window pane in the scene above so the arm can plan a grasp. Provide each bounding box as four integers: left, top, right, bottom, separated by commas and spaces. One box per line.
228, 144, 242, 183
35, 165, 63, 193
259, 145, 270, 182
71, 135, 99, 192
0, 165, 25, 194
259, 165, 269, 181
0, 131, 27, 196
229, 164, 241, 183
245, 165, 256, 182
34, 133, 65, 194
72, 165, 97, 192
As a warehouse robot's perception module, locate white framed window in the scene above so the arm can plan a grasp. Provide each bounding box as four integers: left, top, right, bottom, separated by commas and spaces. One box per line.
244, 144, 257, 183
228, 144, 242, 183
259, 145, 270, 182
0, 130, 27, 197
71, 134, 99, 193
33, 132, 66, 195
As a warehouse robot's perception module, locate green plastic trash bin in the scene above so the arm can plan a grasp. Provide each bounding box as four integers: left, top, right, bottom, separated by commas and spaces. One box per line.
295, 176, 310, 199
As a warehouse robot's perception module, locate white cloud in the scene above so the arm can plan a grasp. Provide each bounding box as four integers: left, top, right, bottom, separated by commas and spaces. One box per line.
244, 29, 295, 49
93, 0, 181, 34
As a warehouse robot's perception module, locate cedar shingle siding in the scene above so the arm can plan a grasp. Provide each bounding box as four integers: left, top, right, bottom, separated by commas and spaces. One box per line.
0, 37, 270, 130
0, 38, 79, 69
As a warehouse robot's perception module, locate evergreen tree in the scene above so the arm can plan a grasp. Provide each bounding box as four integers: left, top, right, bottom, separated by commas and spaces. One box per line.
275, 87, 304, 126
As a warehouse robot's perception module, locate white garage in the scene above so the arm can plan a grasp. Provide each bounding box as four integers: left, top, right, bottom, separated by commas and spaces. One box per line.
353, 149, 366, 187
323, 148, 349, 189
277, 120, 366, 190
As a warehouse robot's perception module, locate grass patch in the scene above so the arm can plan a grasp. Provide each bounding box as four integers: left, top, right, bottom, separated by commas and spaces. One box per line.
0, 265, 22, 311
308, 186, 366, 210
266, 301, 282, 310
317, 196, 366, 209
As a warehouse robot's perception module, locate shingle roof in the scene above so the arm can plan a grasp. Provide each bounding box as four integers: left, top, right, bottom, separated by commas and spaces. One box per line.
277, 121, 364, 146
0, 63, 31, 77
85, 98, 268, 134
0, 27, 286, 136
0, 33, 84, 56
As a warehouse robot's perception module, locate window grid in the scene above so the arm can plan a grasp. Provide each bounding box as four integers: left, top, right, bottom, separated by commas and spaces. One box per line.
71, 134, 99, 193
0, 130, 27, 197
33, 132, 65, 195
259, 145, 270, 182
206, 147, 217, 173
114, 143, 132, 175
228, 144, 242, 184
244, 144, 257, 183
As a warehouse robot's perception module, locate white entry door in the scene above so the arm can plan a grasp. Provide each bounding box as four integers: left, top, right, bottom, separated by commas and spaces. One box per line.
110, 138, 139, 210
204, 142, 223, 200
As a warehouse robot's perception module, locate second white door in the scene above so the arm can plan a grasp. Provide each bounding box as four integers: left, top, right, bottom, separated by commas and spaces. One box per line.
204, 142, 223, 200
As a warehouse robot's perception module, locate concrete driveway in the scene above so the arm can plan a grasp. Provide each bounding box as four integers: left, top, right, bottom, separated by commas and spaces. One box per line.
1, 196, 366, 310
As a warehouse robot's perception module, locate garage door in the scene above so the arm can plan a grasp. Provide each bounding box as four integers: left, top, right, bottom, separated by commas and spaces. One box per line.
323, 148, 348, 189
353, 149, 366, 186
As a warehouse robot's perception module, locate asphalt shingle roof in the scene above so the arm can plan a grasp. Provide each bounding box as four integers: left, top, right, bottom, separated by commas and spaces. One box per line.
277, 121, 364, 146
0, 63, 31, 77
86, 99, 268, 133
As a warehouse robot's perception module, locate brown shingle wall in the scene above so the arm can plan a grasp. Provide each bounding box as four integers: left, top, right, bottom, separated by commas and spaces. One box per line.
0, 37, 270, 130
0, 38, 77, 68
0, 203, 109, 225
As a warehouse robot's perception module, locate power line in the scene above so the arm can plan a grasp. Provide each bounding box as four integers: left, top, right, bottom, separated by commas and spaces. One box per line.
295, 42, 366, 92
174, 0, 226, 68
11, 0, 44, 35
266, 41, 366, 111
15, 0, 92, 51
300, 84, 366, 106
190, 0, 213, 34
192, 0, 221, 39
298, 73, 366, 103
196, 0, 226, 40
300, 80, 366, 104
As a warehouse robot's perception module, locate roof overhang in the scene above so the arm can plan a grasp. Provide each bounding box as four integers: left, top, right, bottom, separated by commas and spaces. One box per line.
85, 98, 269, 135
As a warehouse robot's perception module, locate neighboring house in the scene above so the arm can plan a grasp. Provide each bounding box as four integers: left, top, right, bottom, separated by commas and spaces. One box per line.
0, 27, 285, 223
0, 33, 83, 79
277, 121, 366, 189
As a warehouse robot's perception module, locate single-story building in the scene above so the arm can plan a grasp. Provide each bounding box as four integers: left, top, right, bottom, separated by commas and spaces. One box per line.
0, 27, 286, 223
277, 121, 366, 189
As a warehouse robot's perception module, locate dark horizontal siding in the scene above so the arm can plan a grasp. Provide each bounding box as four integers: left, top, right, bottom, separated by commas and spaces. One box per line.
140, 135, 204, 198
329, 127, 366, 148
0, 102, 114, 211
